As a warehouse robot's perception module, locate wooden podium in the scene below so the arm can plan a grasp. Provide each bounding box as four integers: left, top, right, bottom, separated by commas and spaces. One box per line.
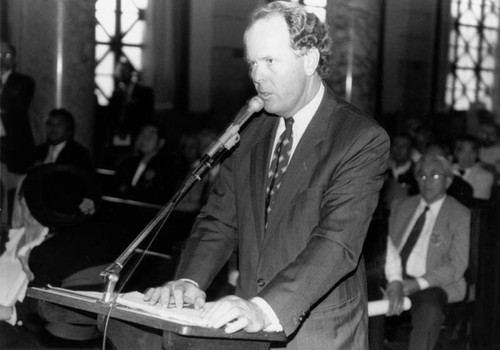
27, 288, 286, 350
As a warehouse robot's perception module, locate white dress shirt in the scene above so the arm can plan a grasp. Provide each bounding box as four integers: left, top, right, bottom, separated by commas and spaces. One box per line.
44, 141, 67, 164
385, 195, 446, 290
268, 83, 324, 167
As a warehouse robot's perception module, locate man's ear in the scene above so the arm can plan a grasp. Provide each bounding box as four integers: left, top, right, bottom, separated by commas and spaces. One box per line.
303, 47, 320, 76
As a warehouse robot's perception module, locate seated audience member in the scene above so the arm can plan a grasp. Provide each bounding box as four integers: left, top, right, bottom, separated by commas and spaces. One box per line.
425, 142, 474, 208
370, 154, 470, 350
113, 122, 172, 204
0, 164, 111, 344
477, 121, 500, 175
33, 108, 92, 169
381, 134, 419, 209
453, 135, 494, 201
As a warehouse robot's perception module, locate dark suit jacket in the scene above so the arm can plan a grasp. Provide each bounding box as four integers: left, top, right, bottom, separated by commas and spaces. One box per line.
113, 152, 175, 204
108, 83, 154, 138
389, 195, 470, 303
33, 139, 92, 170
176, 86, 390, 348
0, 71, 35, 173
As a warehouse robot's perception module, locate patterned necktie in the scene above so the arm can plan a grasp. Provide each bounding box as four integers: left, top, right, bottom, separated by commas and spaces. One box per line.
265, 117, 294, 225
400, 206, 429, 278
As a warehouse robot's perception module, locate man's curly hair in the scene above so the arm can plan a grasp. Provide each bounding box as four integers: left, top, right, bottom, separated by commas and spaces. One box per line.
247, 1, 333, 79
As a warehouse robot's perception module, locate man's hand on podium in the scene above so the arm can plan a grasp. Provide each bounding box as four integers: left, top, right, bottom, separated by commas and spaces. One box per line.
144, 280, 206, 310
201, 295, 270, 334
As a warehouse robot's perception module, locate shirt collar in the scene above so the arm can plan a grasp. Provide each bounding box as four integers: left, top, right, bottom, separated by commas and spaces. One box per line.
419, 194, 446, 214
278, 83, 324, 140
1, 69, 12, 86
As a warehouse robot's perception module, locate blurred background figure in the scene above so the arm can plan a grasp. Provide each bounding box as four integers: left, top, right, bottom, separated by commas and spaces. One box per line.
381, 134, 419, 210
425, 142, 474, 208
0, 41, 35, 227
1, 164, 111, 347
106, 58, 154, 147
33, 108, 92, 170
453, 135, 494, 201
113, 121, 172, 204
477, 121, 500, 176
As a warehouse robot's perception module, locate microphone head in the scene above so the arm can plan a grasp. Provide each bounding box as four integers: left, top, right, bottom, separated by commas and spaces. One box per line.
247, 96, 265, 113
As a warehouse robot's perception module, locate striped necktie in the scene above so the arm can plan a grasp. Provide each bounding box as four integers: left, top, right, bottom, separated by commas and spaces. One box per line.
265, 117, 294, 225
400, 206, 429, 278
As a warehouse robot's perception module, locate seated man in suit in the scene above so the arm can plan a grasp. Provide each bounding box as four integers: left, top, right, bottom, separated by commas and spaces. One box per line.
453, 135, 494, 201
372, 154, 470, 350
33, 108, 92, 169
113, 121, 175, 204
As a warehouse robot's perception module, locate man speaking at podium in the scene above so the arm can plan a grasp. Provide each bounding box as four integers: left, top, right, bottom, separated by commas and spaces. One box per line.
145, 2, 389, 349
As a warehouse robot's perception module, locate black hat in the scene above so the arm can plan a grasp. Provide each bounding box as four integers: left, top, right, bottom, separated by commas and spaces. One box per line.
22, 164, 101, 228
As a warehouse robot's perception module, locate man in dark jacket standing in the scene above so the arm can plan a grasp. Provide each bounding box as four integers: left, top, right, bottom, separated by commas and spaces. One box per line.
0, 41, 35, 225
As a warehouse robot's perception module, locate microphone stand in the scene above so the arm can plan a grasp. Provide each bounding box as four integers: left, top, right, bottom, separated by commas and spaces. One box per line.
99, 132, 242, 303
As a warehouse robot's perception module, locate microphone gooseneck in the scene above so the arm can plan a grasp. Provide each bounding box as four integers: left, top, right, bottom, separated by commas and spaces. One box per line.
204, 96, 264, 158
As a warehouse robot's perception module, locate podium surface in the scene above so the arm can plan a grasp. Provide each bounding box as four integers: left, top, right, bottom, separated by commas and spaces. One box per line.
28, 287, 286, 349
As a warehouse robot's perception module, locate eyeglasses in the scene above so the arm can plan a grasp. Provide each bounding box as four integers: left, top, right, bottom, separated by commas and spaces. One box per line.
417, 174, 443, 181
0, 52, 13, 58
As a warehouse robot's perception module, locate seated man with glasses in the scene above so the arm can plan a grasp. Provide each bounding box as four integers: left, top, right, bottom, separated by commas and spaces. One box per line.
370, 154, 470, 350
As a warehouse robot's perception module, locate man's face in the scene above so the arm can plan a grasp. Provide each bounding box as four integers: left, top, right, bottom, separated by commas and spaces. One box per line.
391, 136, 412, 164
244, 16, 311, 118
135, 125, 161, 155
416, 159, 451, 204
45, 116, 72, 145
455, 141, 477, 169
0, 42, 15, 72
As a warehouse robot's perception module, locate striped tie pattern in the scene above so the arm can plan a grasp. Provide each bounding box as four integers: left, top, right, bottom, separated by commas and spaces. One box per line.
400, 206, 429, 278
265, 117, 294, 225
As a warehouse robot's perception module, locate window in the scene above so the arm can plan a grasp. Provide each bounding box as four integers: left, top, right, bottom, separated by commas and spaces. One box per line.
288, 0, 327, 22
446, 0, 499, 111
95, 0, 149, 105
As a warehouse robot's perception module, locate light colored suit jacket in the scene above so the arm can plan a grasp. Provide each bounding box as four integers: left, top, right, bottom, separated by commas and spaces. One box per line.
176, 86, 390, 349
389, 195, 470, 303
457, 163, 494, 200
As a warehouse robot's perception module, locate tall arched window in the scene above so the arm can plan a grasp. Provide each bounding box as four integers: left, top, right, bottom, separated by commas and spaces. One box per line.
95, 0, 149, 106
446, 0, 499, 111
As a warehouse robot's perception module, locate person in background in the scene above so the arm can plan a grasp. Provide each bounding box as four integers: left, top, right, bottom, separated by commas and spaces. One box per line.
381, 134, 419, 210
0, 41, 35, 226
33, 108, 92, 169
113, 121, 172, 204
453, 135, 494, 201
144, 2, 390, 349
425, 142, 474, 208
107, 58, 154, 147
477, 120, 500, 176
1, 164, 109, 347
371, 154, 470, 350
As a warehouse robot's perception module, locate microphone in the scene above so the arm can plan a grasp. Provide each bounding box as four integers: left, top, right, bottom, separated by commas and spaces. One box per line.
204, 96, 264, 158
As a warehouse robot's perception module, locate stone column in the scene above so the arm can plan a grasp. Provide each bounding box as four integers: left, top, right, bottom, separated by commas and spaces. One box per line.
7, 0, 95, 152
326, 0, 383, 116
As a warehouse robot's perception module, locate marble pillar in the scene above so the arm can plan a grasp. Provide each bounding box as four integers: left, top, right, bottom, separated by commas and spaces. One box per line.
326, 0, 383, 116
6, 0, 95, 152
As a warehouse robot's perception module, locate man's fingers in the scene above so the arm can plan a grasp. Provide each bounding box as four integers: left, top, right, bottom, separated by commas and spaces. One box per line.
172, 285, 185, 309
224, 317, 248, 334
194, 295, 205, 310
144, 288, 160, 305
